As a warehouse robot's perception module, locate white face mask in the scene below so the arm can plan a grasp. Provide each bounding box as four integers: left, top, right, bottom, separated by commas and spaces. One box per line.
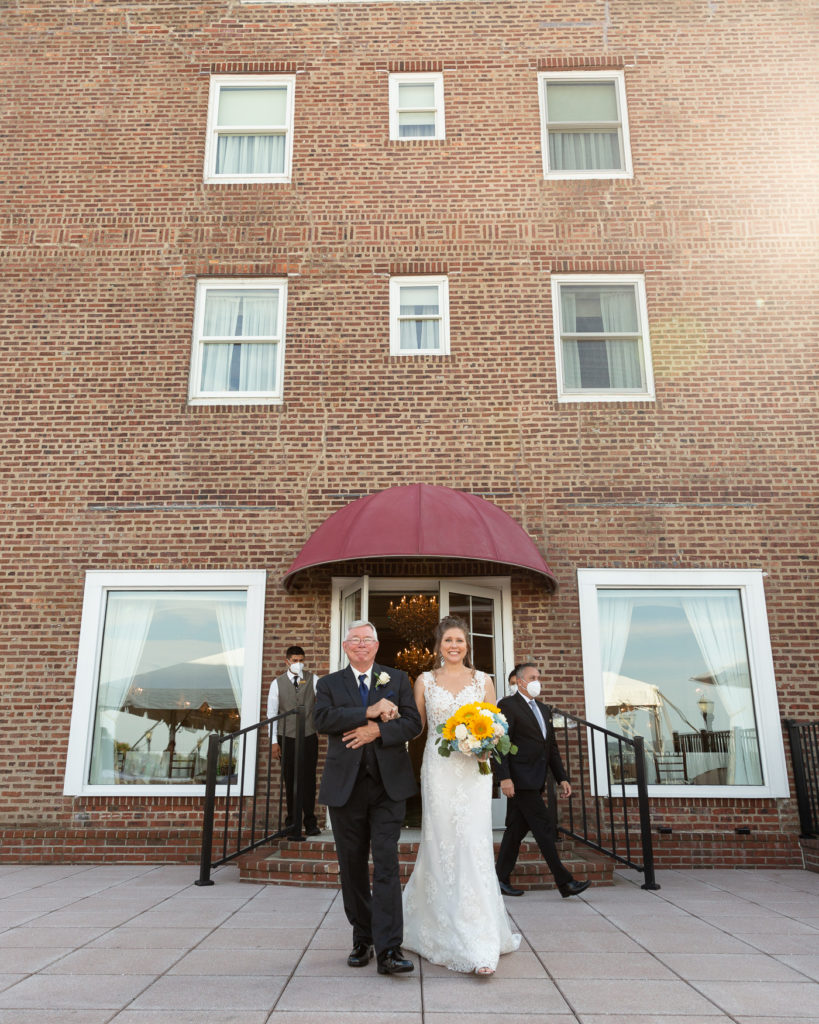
290, 661, 304, 677
525, 680, 542, 699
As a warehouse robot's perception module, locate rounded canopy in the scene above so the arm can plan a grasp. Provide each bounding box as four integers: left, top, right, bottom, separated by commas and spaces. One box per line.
283, 484, 556, 588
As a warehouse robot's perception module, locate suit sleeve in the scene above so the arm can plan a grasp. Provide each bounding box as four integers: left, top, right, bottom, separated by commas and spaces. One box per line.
313, 674, 368, 735
375, 671, 422, 747
493, 697, 514, 781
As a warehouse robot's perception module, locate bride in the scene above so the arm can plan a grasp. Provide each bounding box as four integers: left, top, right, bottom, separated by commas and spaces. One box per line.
402, 615, 521, 975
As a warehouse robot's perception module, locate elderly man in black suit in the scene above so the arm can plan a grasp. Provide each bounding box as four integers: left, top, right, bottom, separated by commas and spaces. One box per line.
314, 620, 422, 975
494, 663, 590, 898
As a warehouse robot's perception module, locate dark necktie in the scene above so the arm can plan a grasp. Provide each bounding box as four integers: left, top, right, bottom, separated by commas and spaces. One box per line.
358, 673, 369, 708
291, 675, 300, 689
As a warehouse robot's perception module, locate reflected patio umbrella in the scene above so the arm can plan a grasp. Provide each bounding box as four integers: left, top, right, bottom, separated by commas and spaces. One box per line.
603, 671, 669, 752
123, 656, 241, 776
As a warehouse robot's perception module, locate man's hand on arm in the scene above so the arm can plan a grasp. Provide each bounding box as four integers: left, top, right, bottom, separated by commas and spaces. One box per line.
366, 697, 399, 722
342, 722, 382, 748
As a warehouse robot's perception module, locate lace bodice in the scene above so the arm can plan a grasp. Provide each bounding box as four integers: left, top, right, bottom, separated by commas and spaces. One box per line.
419, 670, 488, 736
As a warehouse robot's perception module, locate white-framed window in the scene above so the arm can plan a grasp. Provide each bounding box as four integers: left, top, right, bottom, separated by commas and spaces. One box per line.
551, 274, 655, 402
538, 70, 632, 179
188, 278, 287, 406
389, 276, 450, 355
577, 568, 789, 800
64, 570, 267, 797
389, 73, 446, 140
204, 74, 295, 183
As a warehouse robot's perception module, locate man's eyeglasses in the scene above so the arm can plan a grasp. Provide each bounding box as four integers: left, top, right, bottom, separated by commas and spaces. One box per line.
345, 637, 377, 647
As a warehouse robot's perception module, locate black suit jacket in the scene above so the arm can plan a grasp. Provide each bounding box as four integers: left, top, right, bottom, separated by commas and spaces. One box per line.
495, 691, 568, 791
314, 663, 421, 807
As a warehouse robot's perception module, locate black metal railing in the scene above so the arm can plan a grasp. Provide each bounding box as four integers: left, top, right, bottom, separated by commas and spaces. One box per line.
548, 707, 659, 890
195, 707, 305, 886
785, 720, 819, 838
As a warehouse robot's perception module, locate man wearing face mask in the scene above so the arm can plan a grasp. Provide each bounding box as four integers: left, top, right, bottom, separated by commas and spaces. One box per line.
494, 663, 590, 898
268, 645, 321, 837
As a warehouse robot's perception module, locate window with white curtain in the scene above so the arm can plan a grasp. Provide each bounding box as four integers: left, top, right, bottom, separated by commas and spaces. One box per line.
389, 276, 450, 355
577, 569, 789, 799
204, 75, 294, 183
63, 571, 267, 796
538, 70, 632, 179
551, 274, 655, 402
389, 73, 445, 140
188, 279, 287, 405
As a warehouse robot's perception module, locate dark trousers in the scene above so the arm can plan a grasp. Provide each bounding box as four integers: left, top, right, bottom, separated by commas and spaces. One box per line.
495, 788, 573, 888
281, 732, 318, 831
329, 768, 406, 956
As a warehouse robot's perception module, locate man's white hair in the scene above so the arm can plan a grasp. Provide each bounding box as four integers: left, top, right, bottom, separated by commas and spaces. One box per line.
344, 619, 379, 642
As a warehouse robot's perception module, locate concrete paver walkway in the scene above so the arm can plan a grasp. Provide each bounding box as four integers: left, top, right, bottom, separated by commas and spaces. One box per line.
0, 863, 817, 1023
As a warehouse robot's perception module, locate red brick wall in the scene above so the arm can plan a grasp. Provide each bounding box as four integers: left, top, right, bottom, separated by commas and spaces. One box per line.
2, 1, 816, 865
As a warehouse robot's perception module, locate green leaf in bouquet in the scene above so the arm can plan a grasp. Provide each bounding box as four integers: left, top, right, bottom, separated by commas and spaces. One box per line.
438, 745, 451, 758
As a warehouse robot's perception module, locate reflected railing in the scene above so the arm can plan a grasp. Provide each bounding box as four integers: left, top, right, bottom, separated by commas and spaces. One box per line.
548, 707, 660, 890
786, 720, 819, 838
195, 707, 305, 886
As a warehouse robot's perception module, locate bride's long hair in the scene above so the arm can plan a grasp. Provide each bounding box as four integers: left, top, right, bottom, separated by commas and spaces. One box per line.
433, 615, 474, 669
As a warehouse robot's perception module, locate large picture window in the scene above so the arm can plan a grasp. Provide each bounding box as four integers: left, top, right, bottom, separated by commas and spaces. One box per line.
538, 70, 632, 179
64, 571, 266, 796
578, 569, 789, 799
188, 279, 287, 405
551, 274, 655, 402
204, 75, 295, 183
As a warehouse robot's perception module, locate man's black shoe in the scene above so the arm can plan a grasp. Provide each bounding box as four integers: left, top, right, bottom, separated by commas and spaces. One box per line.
558, 878, 591, 898
304, 825, 321, 836
347, 942, 374, 967
376, 947, 414, 975
498, 879, 524, 897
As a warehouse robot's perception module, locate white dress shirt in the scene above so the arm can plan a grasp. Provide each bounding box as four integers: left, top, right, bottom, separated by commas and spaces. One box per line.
267, 671, 318, 742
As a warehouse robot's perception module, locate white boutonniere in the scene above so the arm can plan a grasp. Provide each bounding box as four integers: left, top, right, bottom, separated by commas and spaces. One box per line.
375, 671, 391, 689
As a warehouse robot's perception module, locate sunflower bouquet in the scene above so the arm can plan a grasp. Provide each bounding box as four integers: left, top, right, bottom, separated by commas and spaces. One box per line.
435, 701, 517, 775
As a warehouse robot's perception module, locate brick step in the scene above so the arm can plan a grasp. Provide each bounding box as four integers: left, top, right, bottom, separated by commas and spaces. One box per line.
238, 835, 616, 889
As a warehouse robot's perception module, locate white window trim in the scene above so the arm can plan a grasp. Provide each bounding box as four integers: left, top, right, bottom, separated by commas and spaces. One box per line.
538, 69, 633, 180
551, 273, 655, 403
204, 74, 295, 184
388, 72, 446, 141
389, 275, 450, 356
63, 570, 267, 797
188, 277, 287, 406
577, 568, 789, 800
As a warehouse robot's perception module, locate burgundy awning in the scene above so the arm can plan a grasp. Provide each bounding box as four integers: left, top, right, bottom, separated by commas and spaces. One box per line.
283, 484, 557, 588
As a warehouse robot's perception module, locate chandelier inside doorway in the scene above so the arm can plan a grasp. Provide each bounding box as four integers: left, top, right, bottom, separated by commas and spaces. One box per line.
387, 594, 439, 681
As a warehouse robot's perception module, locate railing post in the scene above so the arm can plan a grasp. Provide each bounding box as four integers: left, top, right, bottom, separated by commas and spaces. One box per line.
632, 735, 660, 890
786, 720, 816, 838
290, 707, 305, 842
195, 733, 220, 887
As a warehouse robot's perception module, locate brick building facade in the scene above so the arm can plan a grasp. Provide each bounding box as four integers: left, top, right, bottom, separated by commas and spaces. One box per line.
2, 0, 816, 867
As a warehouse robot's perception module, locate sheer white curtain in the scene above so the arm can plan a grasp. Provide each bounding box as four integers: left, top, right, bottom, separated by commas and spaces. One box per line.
561, 287, 640, 390
201, 290, 278, 393
90, 594, 156, 783
214, 594, 247, 711
681, 594, 761, 784
600, 289, 641, 388
399, 286, 440, 350
216, 134, 285, 175
550, 130, 620, 171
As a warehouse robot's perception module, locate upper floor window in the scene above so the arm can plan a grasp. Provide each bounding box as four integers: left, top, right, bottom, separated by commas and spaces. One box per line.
538, 70, 632, 179
390, 276, 450, 355
188, 279, 287, 405
204, 75, 295, 183
389, 73, 446, 140
551, 274, 654, 402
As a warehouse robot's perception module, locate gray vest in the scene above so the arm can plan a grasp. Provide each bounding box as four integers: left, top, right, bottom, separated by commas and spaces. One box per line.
275, 671, 317, 738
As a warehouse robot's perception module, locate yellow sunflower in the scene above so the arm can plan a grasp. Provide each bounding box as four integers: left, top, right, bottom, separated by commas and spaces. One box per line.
470, 713, 493, 740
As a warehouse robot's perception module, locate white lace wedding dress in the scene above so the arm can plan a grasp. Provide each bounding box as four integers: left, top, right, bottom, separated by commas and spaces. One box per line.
402, 670, 521, 972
